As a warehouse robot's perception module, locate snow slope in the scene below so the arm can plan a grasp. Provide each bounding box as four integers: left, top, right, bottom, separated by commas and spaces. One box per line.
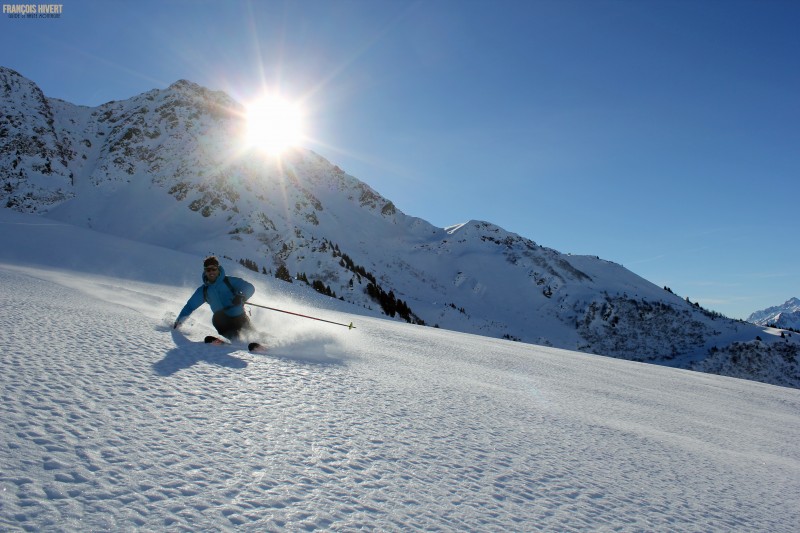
2, 211, 799, 531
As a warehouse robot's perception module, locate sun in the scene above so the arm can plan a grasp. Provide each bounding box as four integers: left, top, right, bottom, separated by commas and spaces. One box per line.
244, 94, 305, 155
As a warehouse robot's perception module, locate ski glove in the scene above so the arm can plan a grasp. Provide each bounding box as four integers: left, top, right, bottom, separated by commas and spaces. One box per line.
232, 294, 246, 306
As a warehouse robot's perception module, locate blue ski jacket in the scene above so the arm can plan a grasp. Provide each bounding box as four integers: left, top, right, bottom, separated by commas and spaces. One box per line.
177, 265, 255, 321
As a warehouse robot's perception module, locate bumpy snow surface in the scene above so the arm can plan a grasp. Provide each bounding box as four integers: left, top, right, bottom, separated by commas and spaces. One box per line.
2, 210, 799, 531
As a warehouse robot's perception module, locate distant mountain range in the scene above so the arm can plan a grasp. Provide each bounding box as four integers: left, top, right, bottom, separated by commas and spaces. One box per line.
2, 65, 798, 388
748, 298, 800, 330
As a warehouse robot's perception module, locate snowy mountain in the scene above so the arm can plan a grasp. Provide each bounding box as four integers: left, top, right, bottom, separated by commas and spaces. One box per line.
748, 297, 800, 330
2, 65, 799, 388
1, 209, 799, 531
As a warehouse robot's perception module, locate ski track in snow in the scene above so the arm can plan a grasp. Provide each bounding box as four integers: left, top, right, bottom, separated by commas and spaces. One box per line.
2, 266, 800, 531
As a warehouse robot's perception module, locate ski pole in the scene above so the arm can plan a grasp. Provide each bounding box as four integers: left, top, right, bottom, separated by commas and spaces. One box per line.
246, 302, 356, 329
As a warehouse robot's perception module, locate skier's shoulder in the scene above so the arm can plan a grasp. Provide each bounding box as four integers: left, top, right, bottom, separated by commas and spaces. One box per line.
226, 275, 255, 295
226, 274, 250, 284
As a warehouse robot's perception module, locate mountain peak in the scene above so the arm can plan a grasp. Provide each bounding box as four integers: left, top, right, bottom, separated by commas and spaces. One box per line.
748, 297, 800, 329
168, 79, 199, 91
0, 66, 44, 100
0, 65, 25, 83
162, 78, 236, 109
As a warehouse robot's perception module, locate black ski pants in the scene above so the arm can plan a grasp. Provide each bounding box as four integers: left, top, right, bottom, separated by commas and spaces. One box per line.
212, 310, 252, 340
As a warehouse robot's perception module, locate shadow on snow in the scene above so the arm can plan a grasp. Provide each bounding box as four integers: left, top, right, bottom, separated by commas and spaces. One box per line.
152, 329, 248, 376
153, 328, 347, 376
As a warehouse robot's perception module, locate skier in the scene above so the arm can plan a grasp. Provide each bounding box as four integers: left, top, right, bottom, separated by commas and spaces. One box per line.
173, 256, 256, 340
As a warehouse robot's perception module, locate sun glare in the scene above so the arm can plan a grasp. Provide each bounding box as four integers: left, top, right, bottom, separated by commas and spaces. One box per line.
244, 95, 305, 155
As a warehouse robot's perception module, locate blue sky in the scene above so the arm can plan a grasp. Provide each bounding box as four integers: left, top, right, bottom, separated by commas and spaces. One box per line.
2, 0, 798, 320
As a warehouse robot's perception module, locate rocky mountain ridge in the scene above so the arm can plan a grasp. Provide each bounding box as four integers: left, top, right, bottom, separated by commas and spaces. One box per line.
748, 298, 800, 331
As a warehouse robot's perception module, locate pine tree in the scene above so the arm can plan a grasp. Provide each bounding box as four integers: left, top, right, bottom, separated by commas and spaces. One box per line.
275, 265, 292, 283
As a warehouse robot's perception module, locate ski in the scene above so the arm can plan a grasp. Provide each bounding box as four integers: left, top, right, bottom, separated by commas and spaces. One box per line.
204, 335, 267, 353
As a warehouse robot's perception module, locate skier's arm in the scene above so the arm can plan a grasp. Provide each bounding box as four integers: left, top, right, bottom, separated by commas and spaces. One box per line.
174, 287, 204, 327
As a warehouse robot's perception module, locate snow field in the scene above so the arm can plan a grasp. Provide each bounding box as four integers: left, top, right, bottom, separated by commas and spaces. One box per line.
1, 211, 800, 530
0, 264, 798, 530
